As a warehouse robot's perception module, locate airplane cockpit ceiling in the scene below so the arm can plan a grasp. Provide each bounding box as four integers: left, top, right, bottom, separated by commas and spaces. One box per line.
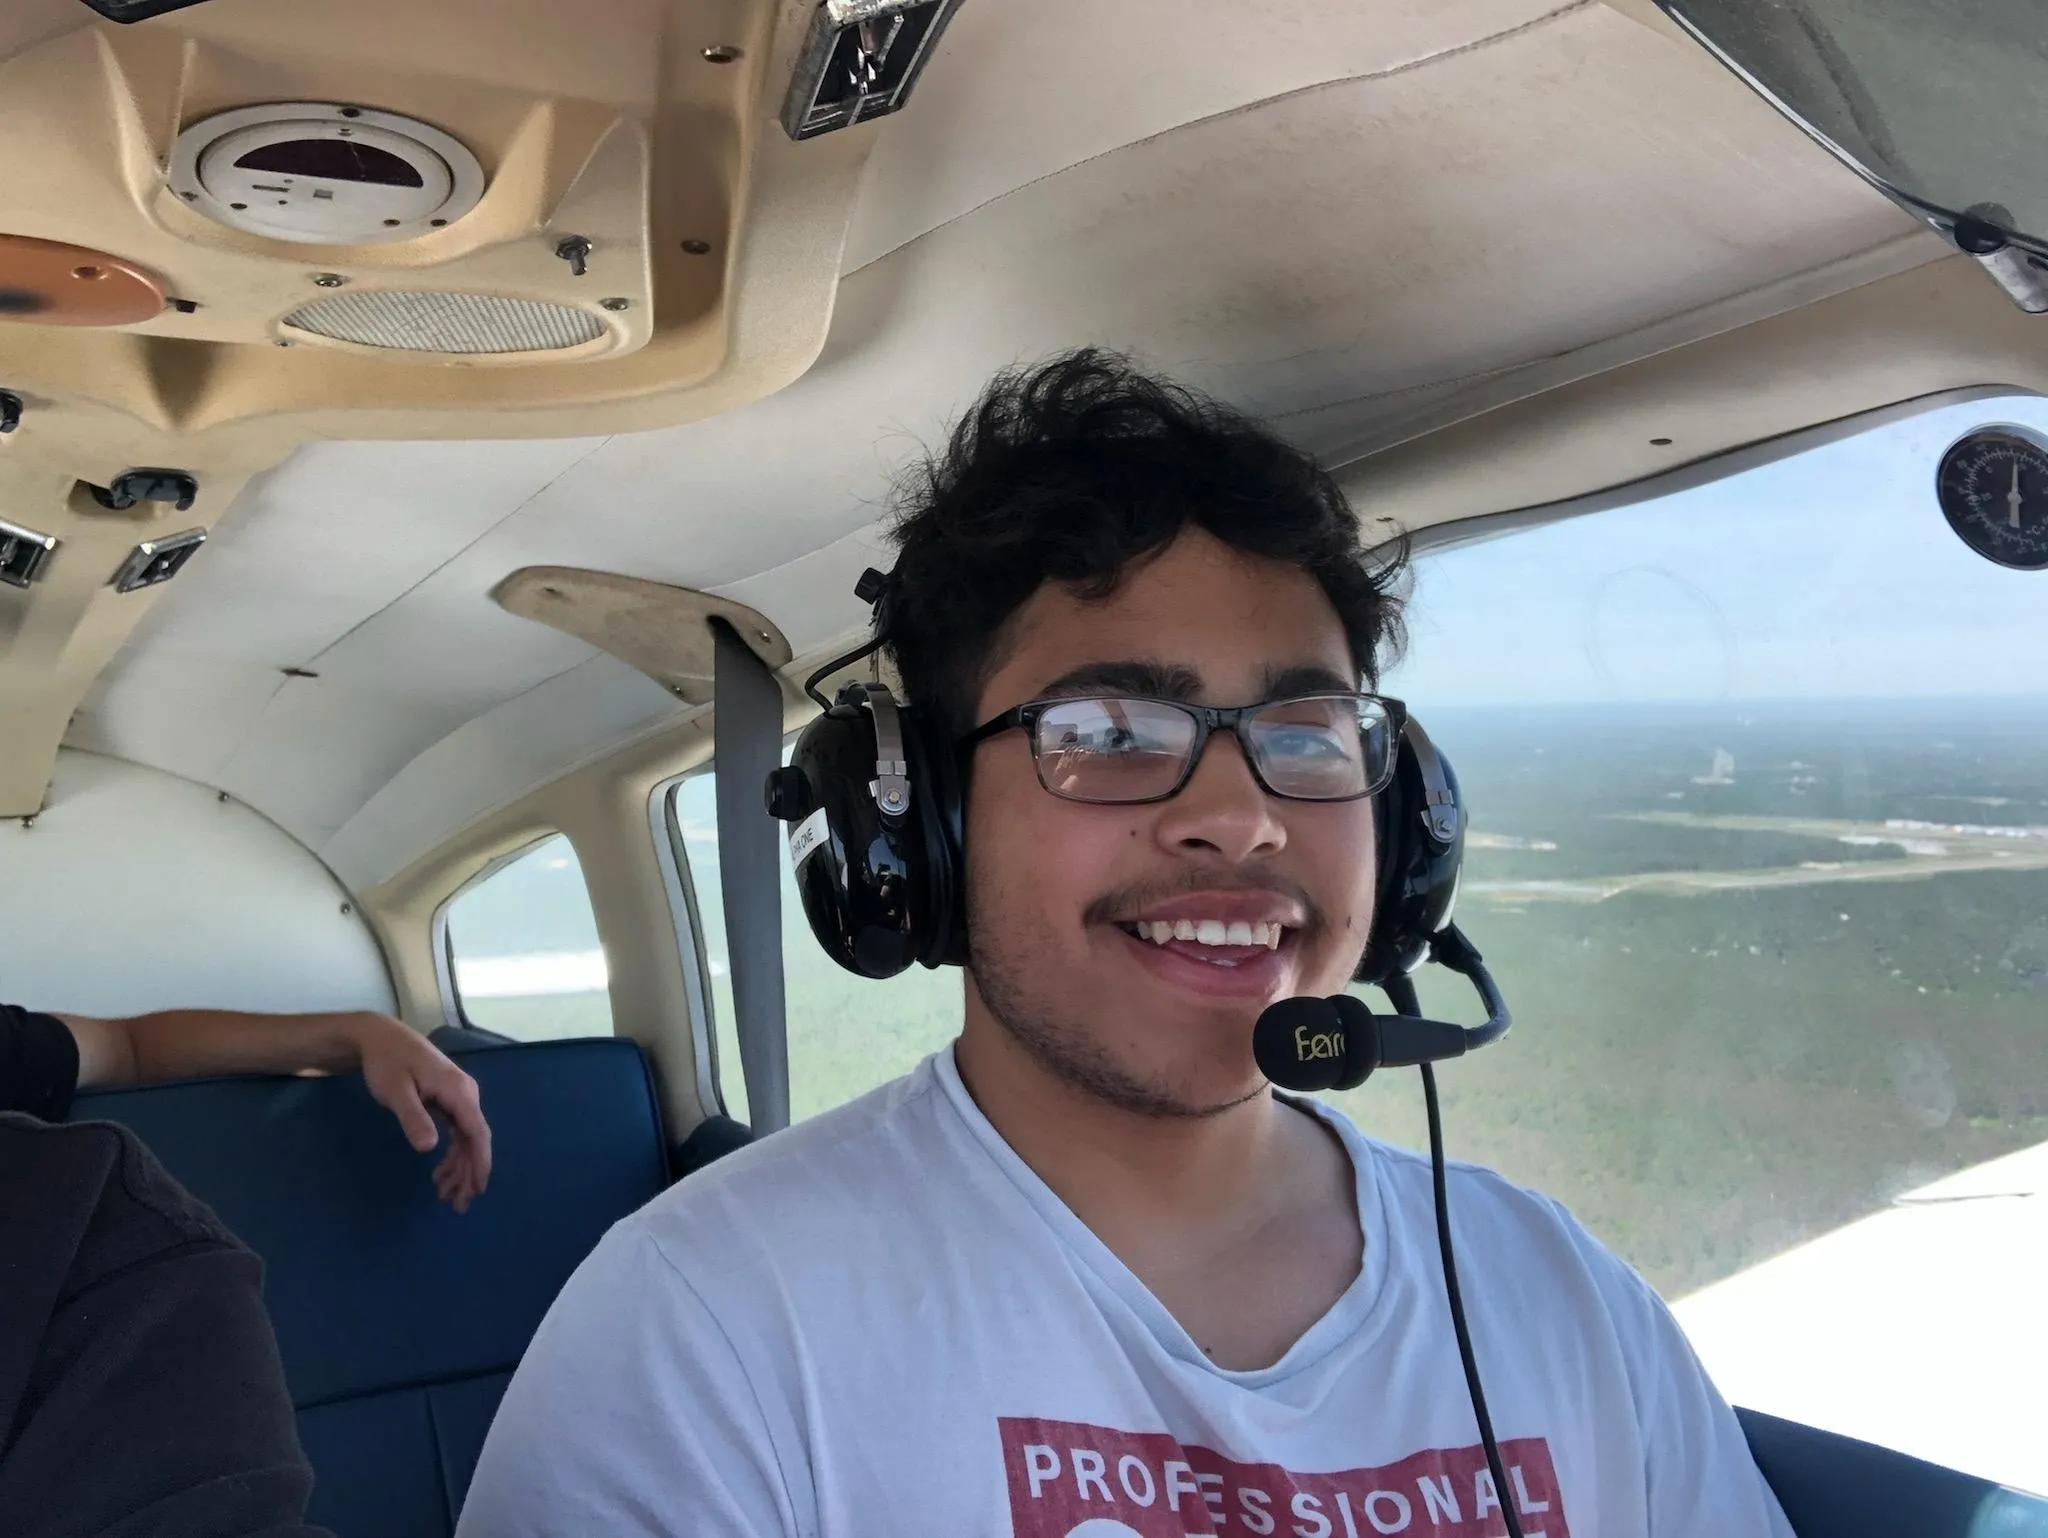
0, 0, 2041, 886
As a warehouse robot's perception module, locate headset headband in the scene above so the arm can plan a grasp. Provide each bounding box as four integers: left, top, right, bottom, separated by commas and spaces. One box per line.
862, 681, 912, 816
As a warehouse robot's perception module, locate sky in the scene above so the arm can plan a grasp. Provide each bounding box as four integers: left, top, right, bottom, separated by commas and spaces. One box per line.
1380, 395, 2048, 708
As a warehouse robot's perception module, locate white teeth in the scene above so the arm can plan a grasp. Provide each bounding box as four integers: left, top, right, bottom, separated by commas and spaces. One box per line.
1128, 918, 1290, 949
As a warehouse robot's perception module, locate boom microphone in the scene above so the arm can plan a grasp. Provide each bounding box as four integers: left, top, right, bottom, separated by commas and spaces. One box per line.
1251, 925, 1511, 1094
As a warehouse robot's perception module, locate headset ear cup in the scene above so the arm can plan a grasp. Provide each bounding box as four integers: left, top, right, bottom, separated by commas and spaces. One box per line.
782, 689, 926, 980
1355, 719, 1465, 987
1357, 754, 1411, 986
901, 706, 966, 969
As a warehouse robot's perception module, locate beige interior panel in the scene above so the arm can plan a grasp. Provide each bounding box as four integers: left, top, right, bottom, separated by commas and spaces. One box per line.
0, 0, 878, 445
0, 456, 263, 815
65, 0, 1949, 861
0, 0, 902, 817
838, 0, 1579, 273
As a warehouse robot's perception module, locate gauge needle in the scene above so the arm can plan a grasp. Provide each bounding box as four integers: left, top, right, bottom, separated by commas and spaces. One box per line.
2009, 462, 2024, 528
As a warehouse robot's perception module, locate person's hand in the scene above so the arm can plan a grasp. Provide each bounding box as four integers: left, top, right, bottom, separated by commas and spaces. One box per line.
346, 1014, 493, 1212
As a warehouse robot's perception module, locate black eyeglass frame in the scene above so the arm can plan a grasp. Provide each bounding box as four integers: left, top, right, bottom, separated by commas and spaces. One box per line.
959, 691, 1408, 805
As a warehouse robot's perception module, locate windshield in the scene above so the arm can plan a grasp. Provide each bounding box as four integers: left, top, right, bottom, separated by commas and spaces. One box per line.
1342, 392, 2048, 1493
1661, 0, 2048, 246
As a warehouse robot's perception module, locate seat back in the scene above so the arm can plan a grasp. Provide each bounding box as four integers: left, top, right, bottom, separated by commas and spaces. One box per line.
70, 1036, 669, 1538
1739, 1407, 2048, 1538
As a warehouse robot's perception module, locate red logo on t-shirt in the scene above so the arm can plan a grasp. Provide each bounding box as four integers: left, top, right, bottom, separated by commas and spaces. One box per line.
1000, 1417, 1569, 1538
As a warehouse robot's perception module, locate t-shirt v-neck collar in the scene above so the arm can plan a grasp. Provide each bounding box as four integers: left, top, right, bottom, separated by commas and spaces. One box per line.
929, 1044, 1394, 1390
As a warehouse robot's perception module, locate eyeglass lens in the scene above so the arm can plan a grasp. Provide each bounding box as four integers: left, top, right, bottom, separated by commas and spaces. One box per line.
1030, 695, 1392, 803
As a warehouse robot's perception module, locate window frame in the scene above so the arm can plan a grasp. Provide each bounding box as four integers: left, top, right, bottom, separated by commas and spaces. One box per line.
652, 770, 729, 1119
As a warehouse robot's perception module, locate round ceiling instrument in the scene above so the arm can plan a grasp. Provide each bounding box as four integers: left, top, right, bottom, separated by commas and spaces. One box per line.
169, 103, 486, 246
1935, 426, 2048, 571
0, 236, 166, 326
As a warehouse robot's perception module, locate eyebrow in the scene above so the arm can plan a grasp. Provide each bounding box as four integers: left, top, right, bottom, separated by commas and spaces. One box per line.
1261, 663, 1360, 698
1036, 660, 1201, 701
1032, 659, 1359, 704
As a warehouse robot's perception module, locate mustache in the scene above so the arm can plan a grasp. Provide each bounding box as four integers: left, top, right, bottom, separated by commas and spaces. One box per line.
1082, 869, 1325, 936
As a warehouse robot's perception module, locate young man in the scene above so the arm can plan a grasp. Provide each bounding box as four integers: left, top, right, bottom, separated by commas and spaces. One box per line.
459, 352, 1793, 1536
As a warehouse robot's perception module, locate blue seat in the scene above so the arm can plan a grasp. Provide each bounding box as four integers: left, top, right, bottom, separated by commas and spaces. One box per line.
1739, 1408, 2048, 1537
69, 1036, 670, 1538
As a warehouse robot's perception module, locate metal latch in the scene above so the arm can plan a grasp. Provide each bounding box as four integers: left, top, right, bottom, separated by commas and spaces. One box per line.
780, 0, 965, 141
112, 528, 207, 593
0, 518, 58, 590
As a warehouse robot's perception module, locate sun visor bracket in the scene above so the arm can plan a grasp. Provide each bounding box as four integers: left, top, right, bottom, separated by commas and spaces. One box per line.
490, 566, 791, 705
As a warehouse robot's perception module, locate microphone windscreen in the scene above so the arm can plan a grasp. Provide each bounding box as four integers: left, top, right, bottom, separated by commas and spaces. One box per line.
1252, 996, 1350, 1092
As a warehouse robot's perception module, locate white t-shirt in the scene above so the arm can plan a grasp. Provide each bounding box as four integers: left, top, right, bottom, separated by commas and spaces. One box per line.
457, 1047, 1794, 1538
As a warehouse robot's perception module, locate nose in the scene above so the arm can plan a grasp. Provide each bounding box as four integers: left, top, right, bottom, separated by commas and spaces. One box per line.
1151, 727, 1286, 863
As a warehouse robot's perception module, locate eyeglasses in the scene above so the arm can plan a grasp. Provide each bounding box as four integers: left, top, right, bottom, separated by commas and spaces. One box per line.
960, 692, 1405, 805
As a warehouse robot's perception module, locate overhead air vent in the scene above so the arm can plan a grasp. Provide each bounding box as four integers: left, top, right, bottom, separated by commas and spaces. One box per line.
280, 291, 608, 357
170, 103, 486, 246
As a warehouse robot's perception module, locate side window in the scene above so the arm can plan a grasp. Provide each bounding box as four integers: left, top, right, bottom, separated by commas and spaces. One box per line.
1338, 397, 2048, 1493
440, 833, 614, 1041
668, 762, 960, 1125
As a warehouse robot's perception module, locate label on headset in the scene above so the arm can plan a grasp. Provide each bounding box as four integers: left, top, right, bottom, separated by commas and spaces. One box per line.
787, 808, 830, 870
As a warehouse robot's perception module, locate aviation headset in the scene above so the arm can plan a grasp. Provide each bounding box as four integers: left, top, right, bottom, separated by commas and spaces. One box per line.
764, 570, 1467, 989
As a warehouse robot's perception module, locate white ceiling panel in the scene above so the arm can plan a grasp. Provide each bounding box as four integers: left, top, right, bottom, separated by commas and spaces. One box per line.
841, 0, 1577, 271
79, 0, 1923, 870
322, 651, 682, 890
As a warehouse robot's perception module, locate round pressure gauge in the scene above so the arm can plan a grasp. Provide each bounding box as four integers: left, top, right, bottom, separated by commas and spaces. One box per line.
1935, 426, 2048, 570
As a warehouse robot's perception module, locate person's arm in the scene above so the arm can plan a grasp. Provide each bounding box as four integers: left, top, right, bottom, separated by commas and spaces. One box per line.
60, 1008, 491, 1212
456, 1222, 805, 1537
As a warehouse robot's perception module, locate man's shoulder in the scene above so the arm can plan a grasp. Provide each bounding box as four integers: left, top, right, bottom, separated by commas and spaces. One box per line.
1, 1111, 247, 1258
1343, 1117, 1632, 1284
0, 1112, 253, 1350
631, 1058, 957, 1258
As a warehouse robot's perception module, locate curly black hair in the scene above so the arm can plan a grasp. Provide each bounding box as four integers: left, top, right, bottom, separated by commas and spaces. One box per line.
877, 348, 1406, 740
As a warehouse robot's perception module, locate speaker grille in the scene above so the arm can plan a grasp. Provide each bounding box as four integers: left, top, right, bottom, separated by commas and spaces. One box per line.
280, 290, 606, 354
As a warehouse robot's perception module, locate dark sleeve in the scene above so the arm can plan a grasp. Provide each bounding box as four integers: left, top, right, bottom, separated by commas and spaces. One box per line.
0, 1116, 330, 1538
0, 1004, 79, 1120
